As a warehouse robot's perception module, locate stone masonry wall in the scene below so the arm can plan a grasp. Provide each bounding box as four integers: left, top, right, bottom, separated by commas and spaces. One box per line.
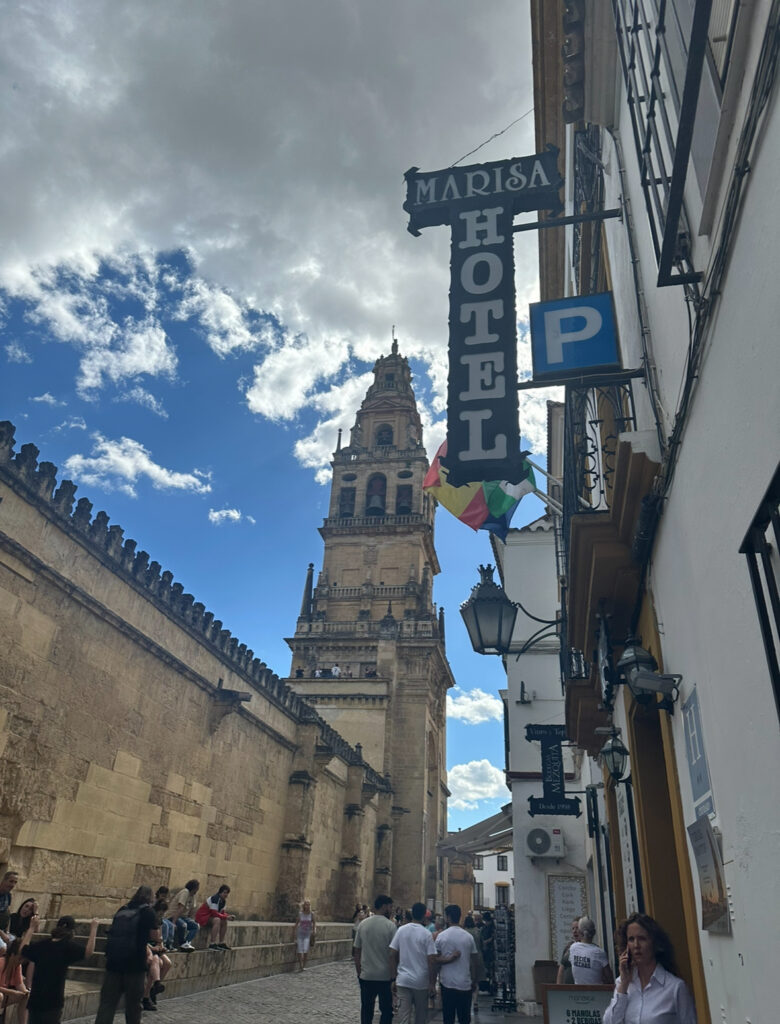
0, 422, 390, 920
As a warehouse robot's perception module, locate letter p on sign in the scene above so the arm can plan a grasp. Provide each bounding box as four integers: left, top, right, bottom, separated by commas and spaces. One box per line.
543, 306, 602, 363
529, 292, 620, 381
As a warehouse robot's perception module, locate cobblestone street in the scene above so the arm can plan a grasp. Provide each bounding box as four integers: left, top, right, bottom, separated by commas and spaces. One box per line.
66, 959, 533, 1024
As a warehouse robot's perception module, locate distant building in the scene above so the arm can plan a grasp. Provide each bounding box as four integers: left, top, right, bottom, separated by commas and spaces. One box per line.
287, 338, 455, 909
438, 807, 514, 913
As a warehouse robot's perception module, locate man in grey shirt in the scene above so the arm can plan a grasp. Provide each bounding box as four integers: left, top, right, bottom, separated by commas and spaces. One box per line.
353, 894, 397, 1024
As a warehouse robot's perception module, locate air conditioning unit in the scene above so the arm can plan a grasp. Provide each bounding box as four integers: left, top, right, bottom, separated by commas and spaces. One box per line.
524, 826, 565, 858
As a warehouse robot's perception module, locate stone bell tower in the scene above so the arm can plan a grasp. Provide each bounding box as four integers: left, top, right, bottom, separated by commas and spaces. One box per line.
287, 338, 454, 909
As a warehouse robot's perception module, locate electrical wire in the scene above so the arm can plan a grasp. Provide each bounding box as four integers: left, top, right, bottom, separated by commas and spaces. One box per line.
451, 107, 535, 166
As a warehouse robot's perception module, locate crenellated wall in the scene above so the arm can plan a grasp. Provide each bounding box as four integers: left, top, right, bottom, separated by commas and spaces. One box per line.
0, 421, 392, 921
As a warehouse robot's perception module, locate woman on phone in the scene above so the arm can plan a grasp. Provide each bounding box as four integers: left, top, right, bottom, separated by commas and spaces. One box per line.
603, 913, 696, 1024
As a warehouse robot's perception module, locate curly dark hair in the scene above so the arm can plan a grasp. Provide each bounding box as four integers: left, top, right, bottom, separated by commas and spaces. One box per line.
615, 912, 679, 975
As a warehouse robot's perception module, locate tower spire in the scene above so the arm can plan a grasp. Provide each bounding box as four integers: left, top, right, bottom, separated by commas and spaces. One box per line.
299, 562, 314, 622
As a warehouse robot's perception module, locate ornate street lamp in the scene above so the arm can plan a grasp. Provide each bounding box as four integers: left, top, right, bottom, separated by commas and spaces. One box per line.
599, 731, 630, 783
460, 564, 519, 655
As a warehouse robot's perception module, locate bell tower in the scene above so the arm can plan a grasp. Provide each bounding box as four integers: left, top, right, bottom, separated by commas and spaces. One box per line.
287, 338, 454, 909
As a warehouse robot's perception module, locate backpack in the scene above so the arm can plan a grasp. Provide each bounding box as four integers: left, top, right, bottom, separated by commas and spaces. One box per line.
106, 905, 143, 969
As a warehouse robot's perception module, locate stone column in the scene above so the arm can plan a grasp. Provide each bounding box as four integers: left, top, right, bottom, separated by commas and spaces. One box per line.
274, 722, 321, 920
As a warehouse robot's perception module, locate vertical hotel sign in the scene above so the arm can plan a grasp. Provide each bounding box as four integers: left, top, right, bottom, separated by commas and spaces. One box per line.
404, 150, 562, 486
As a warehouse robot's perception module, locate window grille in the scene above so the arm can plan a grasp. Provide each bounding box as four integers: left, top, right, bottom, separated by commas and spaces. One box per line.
612, 0, 715, 285
740, 463, 780, 722
497, 854, 509, 871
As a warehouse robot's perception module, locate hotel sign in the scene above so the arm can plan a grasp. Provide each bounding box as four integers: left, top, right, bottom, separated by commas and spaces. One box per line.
404, 150, 563, 487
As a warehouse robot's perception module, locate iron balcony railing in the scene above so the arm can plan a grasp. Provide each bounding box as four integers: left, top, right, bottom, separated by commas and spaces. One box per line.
558, 380, 638, 685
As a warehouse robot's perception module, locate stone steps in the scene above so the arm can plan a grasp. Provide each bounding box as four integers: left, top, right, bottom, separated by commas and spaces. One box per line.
52, 921, 352, 1021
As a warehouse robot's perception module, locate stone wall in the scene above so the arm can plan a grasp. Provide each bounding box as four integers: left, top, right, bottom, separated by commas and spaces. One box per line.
0, 422, 391, 921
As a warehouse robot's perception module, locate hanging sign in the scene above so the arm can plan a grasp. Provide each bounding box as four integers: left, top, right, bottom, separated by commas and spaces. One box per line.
404, 149, 563, 487
529, 292, 620, 381
525, 723, 581, 817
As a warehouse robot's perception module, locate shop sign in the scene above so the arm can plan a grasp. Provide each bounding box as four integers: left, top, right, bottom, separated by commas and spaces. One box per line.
525, 723, 581, 817
404, 150, 563, 486
529, 292, 620, 381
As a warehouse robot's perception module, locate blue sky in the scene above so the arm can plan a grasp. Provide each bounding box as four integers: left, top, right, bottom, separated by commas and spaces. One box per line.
0, 1, 562, 831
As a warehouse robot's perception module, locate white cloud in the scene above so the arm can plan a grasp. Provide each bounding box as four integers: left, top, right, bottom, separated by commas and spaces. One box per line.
63, 433, 212, 498
116, 386, 168, 418
55, 416, 87, 431
176, 278, 272, 356
76, 318, 176, 394
447, 687, 504, 725
0, 1, 554, 479
30, 392, 65, 406
447, 759, 508, 811
208, 507, 244, 525
5, 341, 32, 363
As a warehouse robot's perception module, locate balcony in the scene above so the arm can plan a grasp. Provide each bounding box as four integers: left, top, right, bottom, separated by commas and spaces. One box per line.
559, 381, 660, 753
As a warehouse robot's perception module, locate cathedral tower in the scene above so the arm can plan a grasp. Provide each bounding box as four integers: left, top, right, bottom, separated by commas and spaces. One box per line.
287, 339, 454, 909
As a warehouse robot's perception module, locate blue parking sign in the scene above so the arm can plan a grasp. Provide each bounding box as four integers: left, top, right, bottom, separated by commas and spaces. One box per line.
529, 292, 620, 381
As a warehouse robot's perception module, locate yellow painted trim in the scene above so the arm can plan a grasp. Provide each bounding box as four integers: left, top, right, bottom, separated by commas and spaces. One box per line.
635, 599, 710, 1024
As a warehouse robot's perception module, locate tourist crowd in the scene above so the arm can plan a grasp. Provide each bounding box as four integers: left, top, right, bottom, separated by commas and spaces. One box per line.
0, 870, 236, 1024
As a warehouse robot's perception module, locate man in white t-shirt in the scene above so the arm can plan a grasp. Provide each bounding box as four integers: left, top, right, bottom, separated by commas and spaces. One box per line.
389, 901, 437, 1023
570, 916, 614, 985
353, 894, 397, 1024
434, 905, 478, 1024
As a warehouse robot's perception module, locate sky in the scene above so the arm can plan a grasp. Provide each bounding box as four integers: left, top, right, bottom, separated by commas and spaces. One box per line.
0, 0, 562, 831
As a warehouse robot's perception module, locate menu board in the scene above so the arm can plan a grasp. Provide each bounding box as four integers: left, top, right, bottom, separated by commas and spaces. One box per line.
542, 984, 614, 1024
547, 874, 587, 960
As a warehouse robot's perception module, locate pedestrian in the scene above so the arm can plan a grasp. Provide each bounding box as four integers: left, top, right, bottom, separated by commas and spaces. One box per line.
143, 896, 173, 1013
0, 872, 19, 948
479, 910, 495, 987
434, 904, 479, 1024
195, 885, 235, 950
389, 901, 436, 1024
94, 886, 159, 1024
23, 916, 98, 1024
292, 900, 316, 971
353, 894, 396, 1024
556, 917, 581, 985
167, 880, 200, 951
570, 916, 613, 985
8, 899, 39, 943
0, 936, 30, 1020
153, 889, 174, 950
463, 915, 485, 1013
603, 913, 696, 1024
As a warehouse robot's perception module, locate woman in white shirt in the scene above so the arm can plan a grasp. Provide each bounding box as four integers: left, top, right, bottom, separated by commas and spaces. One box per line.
603, 913, 696, 1024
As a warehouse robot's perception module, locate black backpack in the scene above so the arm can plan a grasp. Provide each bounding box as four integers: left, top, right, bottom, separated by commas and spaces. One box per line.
105, 905, 143, 969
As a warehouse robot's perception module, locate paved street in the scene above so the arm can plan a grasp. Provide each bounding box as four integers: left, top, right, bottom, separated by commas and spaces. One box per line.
67, 958, 536, 1024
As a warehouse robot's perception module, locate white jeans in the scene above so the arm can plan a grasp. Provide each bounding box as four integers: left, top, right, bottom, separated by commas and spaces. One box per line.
396, 986, 429, 1024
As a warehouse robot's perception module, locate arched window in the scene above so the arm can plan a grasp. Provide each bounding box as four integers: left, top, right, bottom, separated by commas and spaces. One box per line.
338, 487, 356, 518
365, 474, 387, 516
375, 424, 393, 447
395, 485, 413, 515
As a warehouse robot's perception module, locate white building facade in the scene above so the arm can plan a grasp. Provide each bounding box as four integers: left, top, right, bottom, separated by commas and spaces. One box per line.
473, 846, 515, 912
493, 515, 592, 1005
524, 4, 780, 1023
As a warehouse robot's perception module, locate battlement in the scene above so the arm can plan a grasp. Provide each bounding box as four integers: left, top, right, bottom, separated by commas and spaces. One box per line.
0, 420, 390, 795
